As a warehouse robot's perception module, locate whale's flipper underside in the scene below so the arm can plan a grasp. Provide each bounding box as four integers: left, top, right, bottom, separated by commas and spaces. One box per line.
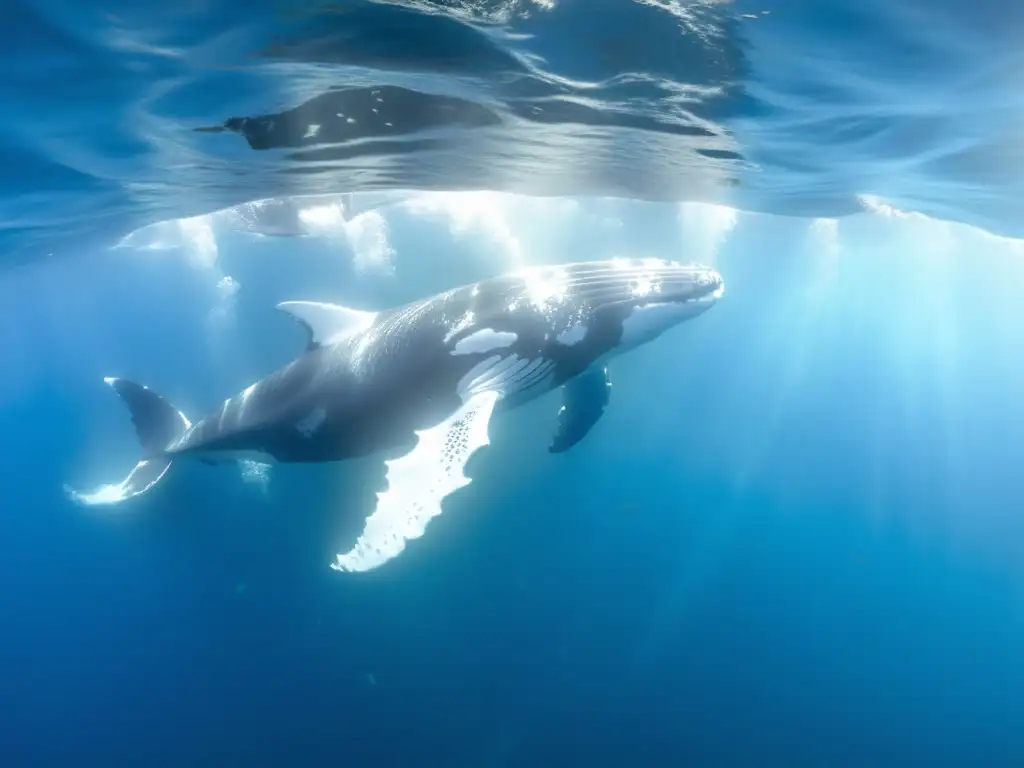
331, 389, 500, 573
550, 366, 611, 453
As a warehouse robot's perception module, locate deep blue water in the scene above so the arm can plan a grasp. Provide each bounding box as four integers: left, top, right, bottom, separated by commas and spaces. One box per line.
3, 1, 1024, 766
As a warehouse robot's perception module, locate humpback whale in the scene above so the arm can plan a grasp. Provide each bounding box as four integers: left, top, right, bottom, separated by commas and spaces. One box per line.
67, 258, 724, 573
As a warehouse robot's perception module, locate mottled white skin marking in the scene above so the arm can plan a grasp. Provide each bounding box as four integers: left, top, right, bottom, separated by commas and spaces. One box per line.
332, 389, 500, 573
296, 407, 327, 437
556, 323, 587, 346
452, 328, 518, 356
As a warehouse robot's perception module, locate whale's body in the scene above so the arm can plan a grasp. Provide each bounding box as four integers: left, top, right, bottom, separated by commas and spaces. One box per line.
68, 259, 724, 573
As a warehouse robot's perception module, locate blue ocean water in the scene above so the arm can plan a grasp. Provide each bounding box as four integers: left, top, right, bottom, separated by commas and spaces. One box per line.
3, 0, 1024, 765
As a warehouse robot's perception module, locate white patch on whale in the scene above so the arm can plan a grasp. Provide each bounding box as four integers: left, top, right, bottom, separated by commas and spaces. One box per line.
452, 328, 518, 355
457, 353, 555, 403
470, 355, 528, 394
556, 323, 587, 346
620, 302, 695, 349
296, 407, 327, 437
458, 355, 502, 399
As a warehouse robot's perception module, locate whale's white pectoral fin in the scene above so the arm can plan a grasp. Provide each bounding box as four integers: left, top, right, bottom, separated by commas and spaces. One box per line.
276, 301, 377, 350
331, 389, 500, 573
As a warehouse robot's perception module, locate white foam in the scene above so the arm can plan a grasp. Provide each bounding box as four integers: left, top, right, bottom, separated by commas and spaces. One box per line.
239, 460, 272, 495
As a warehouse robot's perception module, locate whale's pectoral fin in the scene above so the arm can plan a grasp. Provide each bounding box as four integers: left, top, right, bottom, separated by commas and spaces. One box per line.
276, 301, 377, 350
549, 366, 612, 454
331, 390, 500, 573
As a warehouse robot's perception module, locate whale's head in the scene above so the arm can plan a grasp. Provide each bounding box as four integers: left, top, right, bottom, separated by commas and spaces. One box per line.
505, 258, 722, 361
546, 258, 724, 353
602, 258, 723, 351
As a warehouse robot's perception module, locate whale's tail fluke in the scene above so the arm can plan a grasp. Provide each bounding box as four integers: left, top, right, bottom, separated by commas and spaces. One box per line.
64, 377, 191, 507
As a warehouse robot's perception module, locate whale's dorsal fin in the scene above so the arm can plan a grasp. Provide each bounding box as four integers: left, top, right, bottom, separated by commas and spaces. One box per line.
276, 301, 377, 351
